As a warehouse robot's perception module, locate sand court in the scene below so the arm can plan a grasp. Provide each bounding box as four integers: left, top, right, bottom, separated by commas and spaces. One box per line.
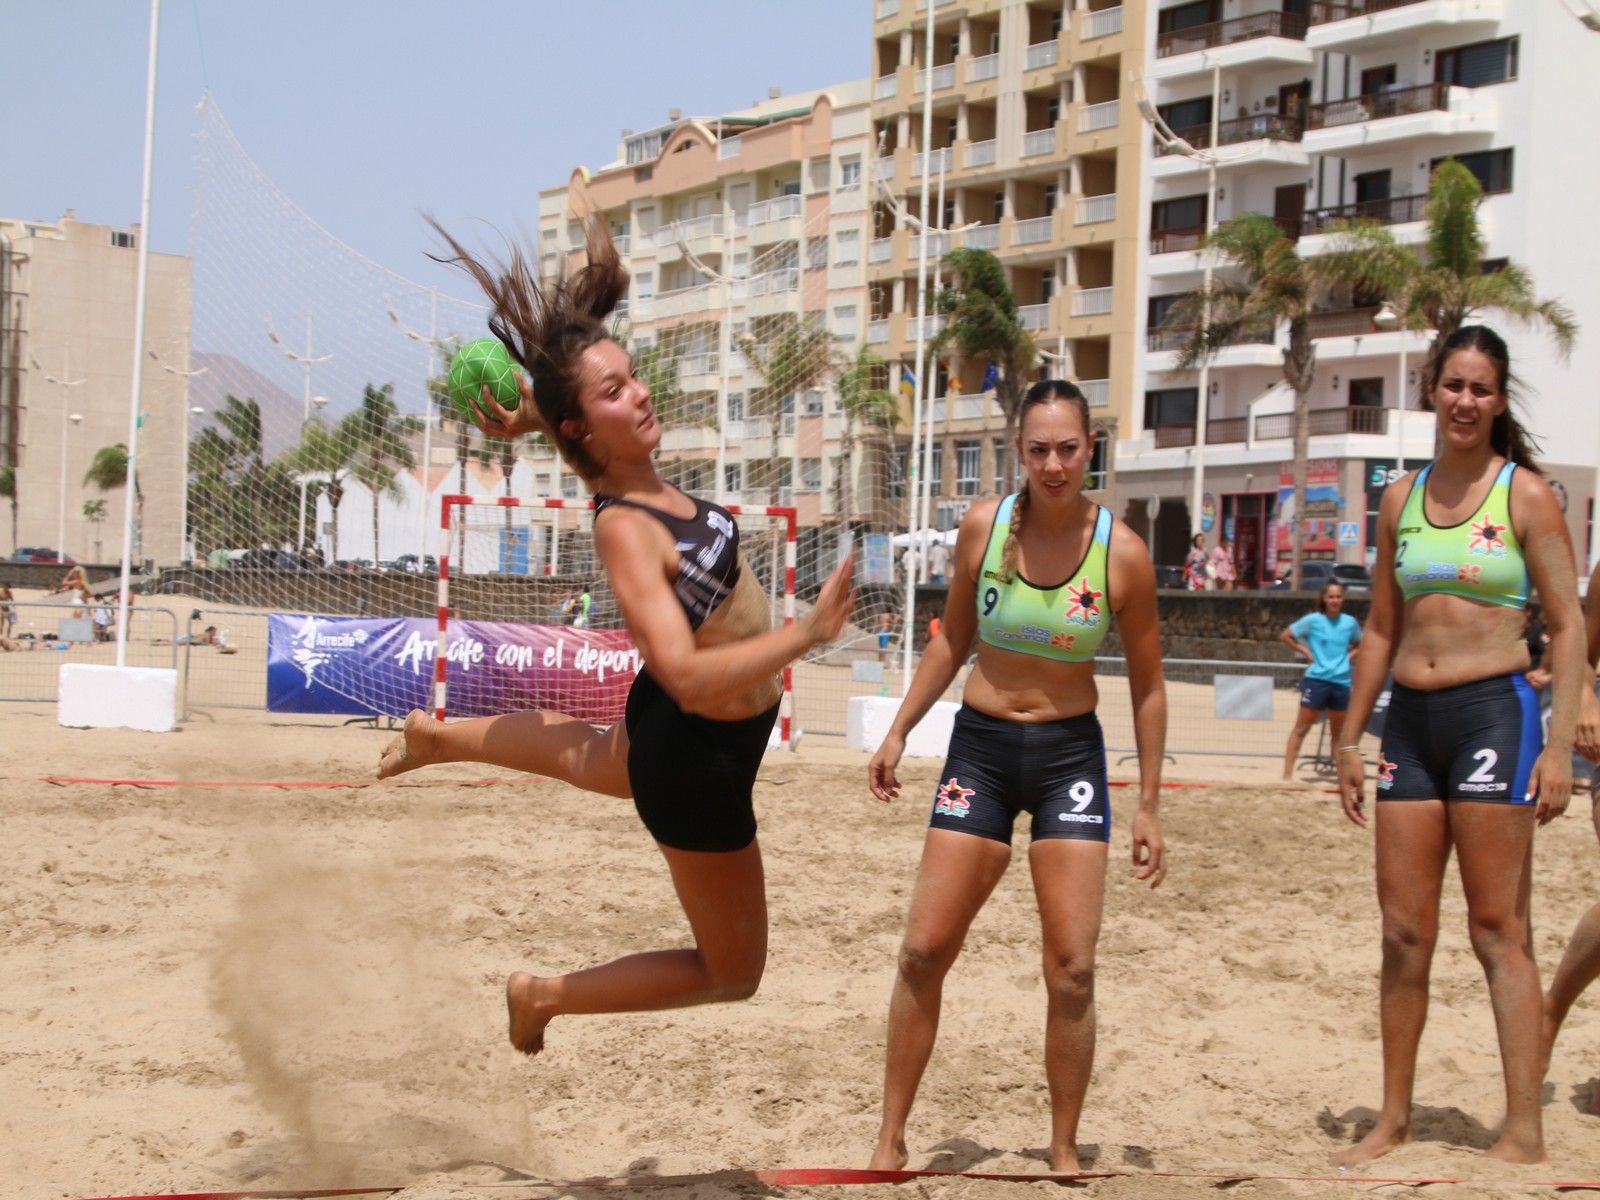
1, 705, 1597, 1200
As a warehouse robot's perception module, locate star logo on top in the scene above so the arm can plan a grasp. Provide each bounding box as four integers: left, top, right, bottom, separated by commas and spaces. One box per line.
1062, 578, 1104, 626
1467, 517, 1507, 558
1456, 563, 1482, 585
934, 777, 975, 818
1377, 755, 1398, 788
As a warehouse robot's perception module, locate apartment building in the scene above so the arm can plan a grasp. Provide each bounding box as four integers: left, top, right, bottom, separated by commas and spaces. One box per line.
0, 211, 192, 565
532, 83, 875, 572
869, 0, 1147, 530
1122, 0, 1600, 581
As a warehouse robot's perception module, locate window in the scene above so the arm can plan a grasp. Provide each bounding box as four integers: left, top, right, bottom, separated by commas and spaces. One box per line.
892, 445, 909, 498
1350, 378, 1385, 408
1086, 432, 1108, 492
1046, 96, 1060, 125
1049, 8, 1063, 37
835, 229, 861, 264
955, 440, 981, 496
1159, 95, 1212, 132
727, 392, 745, 421
804, 388, 825, 415
929, 441, 944, 492
809, 158, 830, 193
724, 462, 742, 493
1354, 169, 1391, 204
832, 304, 858, 339
838, 156, 862, 190
636, 206, 657, 234
800, 458, 822, 492
1432, 149, 1514, 196
1144, 387, 1198, 429
1159, 0, 1218, 34
1152, 195, 1206, 231
1359, 64, 1397, 95
566, 220, 583, 249
808, 238, 829, 270
109, 231, 135, 249
1043, 184, 1058, 215
1041, 268, 1055, 304
781, 179, 802, 197
561, 474, 580, 499
1436, 36, 1518, 88
992, 192, 1005, 223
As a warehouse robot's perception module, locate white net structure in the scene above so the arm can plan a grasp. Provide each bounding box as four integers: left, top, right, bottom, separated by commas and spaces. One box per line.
174, 94, 908, 732
437, 497, 796, 743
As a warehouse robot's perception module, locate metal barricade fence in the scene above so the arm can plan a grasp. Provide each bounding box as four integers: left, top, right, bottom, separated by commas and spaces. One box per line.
179, 608, 276, 714
0, 601, 179, 703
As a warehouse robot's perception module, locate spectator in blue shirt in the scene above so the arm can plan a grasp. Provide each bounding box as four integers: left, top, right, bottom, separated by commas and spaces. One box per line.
1281, 579, 1362, 781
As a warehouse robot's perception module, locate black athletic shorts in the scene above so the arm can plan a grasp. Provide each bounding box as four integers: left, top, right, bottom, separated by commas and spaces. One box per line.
624, 669, 779, 852
929, 705, 1111, 844
1377, 672, 1542, 804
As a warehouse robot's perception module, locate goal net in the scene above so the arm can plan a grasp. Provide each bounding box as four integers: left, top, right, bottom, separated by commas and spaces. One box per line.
435, 496, 796, 744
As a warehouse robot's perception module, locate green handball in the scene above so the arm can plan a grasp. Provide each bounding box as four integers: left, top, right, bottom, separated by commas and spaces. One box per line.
447, 337, 522, 418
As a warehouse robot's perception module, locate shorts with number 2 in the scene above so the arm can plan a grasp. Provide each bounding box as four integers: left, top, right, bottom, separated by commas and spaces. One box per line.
1378, 673, 1541, 804
929, 705, 1111, 844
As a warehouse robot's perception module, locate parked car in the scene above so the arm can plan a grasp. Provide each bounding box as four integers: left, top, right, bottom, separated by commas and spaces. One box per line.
12, 546, 74, 564
1268, 559, 1372, 595
1154, 563, 1187, 590
392, 554, 438, 574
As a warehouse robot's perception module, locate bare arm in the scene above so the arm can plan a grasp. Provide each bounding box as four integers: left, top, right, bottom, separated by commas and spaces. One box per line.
1587, 561, 1600, 670
1337, 480, 1408, 826
867, 503, 990, 802
596, 510, 853, 712
1111, 521, 1168, 886
1280, 625, 1311, 662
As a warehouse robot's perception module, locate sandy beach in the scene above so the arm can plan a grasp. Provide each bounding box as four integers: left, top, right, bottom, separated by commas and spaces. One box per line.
1, 704, 1597, 1200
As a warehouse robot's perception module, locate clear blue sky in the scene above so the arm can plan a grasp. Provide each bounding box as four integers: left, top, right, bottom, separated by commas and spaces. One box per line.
3, 0, 872, 297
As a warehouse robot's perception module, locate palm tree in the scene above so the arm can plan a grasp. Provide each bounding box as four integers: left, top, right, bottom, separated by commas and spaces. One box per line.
738, 314, 839, 503
931, 247, 1037, 491
281, 417, 358, 559
1321, 159, 1577, 375
1165, 213, 1323, 589
343, 383, 420, 563
82, 498, 107, 561
0, 464, 16, 555
83, 443, 143, 557
835, 346, 901, 531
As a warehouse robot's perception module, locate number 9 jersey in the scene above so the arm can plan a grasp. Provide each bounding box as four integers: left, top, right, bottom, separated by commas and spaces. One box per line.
975, 494, 1114, 663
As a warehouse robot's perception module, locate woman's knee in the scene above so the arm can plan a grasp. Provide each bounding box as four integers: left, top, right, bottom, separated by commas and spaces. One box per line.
1042, 949, 1096, 1006
703, 946, 766, 1002
1380, 917, 1437, 964
896, 937, 961, 988
1467, 911, 1531, 965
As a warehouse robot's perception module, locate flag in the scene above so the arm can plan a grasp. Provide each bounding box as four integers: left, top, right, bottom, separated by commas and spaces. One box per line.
899, 365, 916, 399
980, 362, 999, 392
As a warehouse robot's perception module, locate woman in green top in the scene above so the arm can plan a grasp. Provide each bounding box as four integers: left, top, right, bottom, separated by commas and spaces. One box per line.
1333, 326, 1589, 1166
1280, 579, 1362, 781
864, 381, 1168, 1173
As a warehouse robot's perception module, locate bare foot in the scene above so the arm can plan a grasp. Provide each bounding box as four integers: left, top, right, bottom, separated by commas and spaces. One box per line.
377, 709, 438, 780
1048, 1145, 1081, 1174
867, 1138, 908, 1172
1331, 1120, 1410, 1168
1483, 1132, 1546, 1164
505, 971, 554, 1056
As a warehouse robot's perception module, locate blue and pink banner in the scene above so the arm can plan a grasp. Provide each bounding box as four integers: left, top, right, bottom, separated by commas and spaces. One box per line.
266, 613, 641, 722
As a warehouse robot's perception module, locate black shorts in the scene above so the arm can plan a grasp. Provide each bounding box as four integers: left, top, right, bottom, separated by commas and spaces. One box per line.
1300, 677, 1350, 712
624, 670, 779, 852
1378, 672, 1541, 804
930, 705, 1111, 844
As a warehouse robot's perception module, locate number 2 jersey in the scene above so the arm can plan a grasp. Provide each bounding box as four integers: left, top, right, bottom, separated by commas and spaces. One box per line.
1393, 461, 1528, 610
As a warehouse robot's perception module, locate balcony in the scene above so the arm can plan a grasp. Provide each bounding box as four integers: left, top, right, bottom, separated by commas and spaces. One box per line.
967, 53, 999, 83
1078, 99, 1120, 133
1017, 303, 1050, 331
1306, 306, 1380, 339
1160, 112, 1304, 156
1150, 224, 1206, 256
1256, 404, 1391, 439
1022, 127, 1057, 158
743, 195, 804, 247
1300, 192, 1426, 237
867, 318, 890, 345
1153, 12, 1311, 80
1078, 378, 1110, 409
909, 314, 946, 341
873, 156, 896, 183
874, 72, 898, 101
1155, 424, 1197, 449
1080, 6, 1124, 39
1308, 0, 1503, 51
1075, 193, 1117, 225
614, 234, 631, 255
869, 236, 893, 264
875, 0, 899, 17
679, 353, 722, 391
964, 222, 1001, 250
718, 136, 742, 160
914, 62, 957, 93
912, 147, 953, 178
1025, 40, 1059, 71
1013, 215, 1054, 246
965, 138, 997, 169
1205, 416, 1250, 445
1146, 326, 1280, 370
646, 282, 728, 320
653, 213, 724, 250
1303, 81, 1496, 154
1072, 286, 1114, 318
745, 267, 800, 298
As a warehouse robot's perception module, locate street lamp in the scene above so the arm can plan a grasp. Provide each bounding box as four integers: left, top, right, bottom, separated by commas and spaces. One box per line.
384, 291, 451, 564
30, 348, 87, 560
266, 314, 332, 553
148, 345, 208, 563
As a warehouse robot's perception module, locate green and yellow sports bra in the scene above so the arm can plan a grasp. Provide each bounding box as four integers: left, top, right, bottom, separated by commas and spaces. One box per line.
976, 494, 1113, 663
1393, 460, 1528, 609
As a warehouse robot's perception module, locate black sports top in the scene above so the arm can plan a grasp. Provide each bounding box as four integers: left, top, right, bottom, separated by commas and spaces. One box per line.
593, 492, 742, 630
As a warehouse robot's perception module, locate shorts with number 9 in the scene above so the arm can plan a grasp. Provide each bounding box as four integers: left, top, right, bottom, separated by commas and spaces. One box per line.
1377, 672, 1542, 804
929, 705, 1111, 844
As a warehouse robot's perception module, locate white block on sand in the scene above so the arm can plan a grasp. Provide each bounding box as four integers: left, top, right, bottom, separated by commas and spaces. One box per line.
847, 695, 958, 757
58, 664, 178, 733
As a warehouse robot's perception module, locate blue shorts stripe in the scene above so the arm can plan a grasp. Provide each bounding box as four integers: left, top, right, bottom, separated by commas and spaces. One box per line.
1510, 672, 1542, 802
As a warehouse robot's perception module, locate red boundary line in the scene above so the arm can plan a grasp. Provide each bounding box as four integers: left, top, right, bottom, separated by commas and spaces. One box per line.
37, 776, 548, 790
69, 1163, 1600, 1198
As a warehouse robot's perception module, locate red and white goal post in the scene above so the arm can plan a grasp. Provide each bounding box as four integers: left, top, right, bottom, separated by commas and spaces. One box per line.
433, 494, 799, 748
